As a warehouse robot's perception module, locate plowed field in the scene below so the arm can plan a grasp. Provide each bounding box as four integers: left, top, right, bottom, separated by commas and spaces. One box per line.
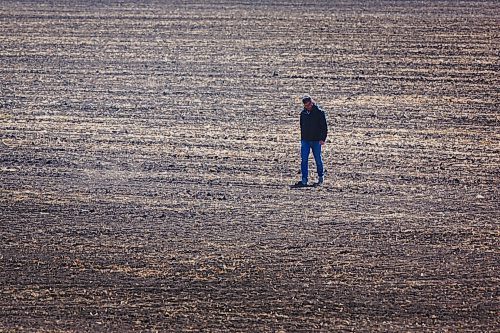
1, 1, 499, 332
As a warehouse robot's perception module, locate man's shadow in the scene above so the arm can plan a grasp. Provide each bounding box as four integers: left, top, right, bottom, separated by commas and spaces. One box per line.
289, 183, 320, 189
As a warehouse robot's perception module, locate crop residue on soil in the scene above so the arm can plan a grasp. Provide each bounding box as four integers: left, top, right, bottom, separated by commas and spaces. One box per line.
0, 1, 499, 332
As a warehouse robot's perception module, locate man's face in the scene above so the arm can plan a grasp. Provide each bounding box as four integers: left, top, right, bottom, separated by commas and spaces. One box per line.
303, 100, 313, 111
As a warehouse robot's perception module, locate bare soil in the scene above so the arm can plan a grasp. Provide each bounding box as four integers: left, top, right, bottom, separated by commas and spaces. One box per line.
0, 1, 499, 332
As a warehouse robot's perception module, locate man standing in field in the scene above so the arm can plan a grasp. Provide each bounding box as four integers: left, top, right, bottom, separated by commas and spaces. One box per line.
294, 95, 328, 187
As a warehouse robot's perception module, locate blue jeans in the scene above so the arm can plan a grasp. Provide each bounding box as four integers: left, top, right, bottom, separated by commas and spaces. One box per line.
301, 140, 324, 184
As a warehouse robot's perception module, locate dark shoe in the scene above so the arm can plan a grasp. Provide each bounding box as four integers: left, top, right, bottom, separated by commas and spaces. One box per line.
292, 181, 307, 188
313, 177, 324, 187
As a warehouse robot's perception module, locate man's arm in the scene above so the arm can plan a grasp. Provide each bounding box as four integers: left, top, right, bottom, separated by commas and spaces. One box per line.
320, 111, 328, 144
299, 113, 303, 138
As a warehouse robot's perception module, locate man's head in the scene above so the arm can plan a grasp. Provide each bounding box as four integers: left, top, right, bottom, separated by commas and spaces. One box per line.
302, 95, 314, 111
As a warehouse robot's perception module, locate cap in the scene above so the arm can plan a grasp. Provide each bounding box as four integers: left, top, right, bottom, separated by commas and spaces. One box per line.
302, 94, 312, 103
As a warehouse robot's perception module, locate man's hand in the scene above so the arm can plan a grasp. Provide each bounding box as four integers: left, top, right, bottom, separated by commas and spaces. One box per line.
319, 140, 325, 145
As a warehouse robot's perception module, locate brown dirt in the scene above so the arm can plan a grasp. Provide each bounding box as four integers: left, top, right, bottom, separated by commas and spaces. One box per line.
0, 1, 499, 332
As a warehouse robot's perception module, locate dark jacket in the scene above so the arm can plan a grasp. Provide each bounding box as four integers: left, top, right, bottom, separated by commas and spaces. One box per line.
300, 104, 328, 141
